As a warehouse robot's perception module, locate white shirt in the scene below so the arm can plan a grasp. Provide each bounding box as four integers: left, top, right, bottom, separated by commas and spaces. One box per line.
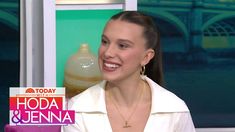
62, 76, 196, 132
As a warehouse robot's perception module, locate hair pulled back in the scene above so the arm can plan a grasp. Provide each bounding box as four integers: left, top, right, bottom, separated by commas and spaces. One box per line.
110, 11, 164, 86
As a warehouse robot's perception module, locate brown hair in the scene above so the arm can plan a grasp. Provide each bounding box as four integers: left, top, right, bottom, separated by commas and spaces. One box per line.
110, 11, 164, 86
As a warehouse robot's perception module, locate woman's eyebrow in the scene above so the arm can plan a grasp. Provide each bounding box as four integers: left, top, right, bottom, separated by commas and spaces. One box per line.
102, 34, 134, 45
117, 39, 134, 45
101, 34, 108, 39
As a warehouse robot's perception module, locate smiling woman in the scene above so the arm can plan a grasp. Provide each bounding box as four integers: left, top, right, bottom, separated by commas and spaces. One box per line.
99, 19, 152, 82
62, 11, 196, 132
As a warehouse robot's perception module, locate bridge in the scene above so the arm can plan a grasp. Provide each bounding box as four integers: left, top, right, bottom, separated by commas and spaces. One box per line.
139, 0, 235, 63
0, 1, 19, 130
1, 0, 235, 62
0, 0, 19, 61
0, 0, 18, 30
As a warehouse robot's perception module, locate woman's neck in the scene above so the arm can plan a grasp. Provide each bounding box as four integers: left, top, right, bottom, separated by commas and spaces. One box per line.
106, 76, 144, 107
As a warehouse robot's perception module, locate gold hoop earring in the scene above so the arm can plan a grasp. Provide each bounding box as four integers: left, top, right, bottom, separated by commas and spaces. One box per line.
140, 66, 145, 75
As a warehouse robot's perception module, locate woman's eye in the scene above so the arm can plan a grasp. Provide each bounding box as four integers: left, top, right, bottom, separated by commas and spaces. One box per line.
118, 43, 129, 49
101, 39, 108, 45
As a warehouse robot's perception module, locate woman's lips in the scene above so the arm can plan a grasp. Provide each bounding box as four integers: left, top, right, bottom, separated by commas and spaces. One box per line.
103, 61, 120, 72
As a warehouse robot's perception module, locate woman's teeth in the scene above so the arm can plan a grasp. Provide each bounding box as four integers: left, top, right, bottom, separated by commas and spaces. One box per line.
104, 63, 119, 68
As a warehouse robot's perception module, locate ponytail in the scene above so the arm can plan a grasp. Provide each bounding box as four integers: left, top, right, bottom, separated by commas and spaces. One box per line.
145, 31, 164, 86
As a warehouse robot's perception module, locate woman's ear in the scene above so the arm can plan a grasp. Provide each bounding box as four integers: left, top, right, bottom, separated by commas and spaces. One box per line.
141, 49, 155, 66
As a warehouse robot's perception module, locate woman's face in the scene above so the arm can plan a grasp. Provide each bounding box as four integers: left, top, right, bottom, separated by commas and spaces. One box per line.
98, 19, 154, 82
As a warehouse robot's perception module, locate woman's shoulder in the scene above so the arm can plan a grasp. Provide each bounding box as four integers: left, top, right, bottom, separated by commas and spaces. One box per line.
71, 82, 103, 101
66, 81, 106, 112
145, 76, 189, 112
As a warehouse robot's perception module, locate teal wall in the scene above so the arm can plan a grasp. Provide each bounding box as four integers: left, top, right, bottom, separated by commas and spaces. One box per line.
56, 10, 121, 86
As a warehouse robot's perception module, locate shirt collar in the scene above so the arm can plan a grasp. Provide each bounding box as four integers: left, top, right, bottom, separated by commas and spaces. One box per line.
144, 76, 189, 114
70, 76, 189, 114
70, 81, 107, 113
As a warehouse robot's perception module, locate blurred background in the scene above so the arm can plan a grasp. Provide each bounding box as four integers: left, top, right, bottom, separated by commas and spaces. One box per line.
0, 0, 19, 130
138, 0, 235, 127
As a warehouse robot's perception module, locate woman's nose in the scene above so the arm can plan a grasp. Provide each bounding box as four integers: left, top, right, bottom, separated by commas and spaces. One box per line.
104, 44, 116, 58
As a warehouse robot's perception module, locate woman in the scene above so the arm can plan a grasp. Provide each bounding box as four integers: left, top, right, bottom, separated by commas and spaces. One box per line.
62, 11, 196, 132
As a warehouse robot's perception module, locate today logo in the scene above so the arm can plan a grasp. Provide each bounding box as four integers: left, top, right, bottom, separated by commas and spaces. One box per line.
9, 87, 75, 126
25, 88, 56, 93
